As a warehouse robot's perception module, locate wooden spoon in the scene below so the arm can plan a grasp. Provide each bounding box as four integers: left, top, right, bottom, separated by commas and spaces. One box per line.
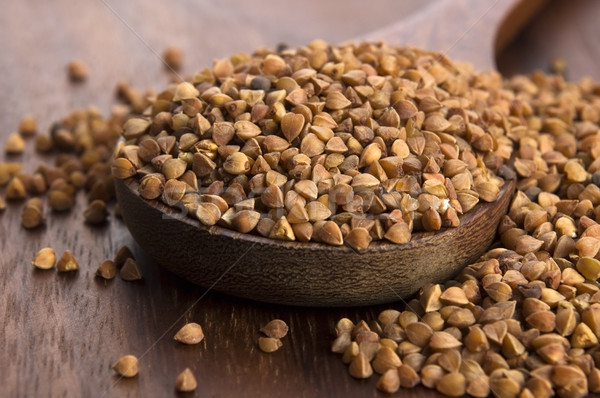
115, 0, 544, 307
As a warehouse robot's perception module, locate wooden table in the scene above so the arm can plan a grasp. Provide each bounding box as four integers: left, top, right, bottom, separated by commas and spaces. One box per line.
1, 1, 599, 397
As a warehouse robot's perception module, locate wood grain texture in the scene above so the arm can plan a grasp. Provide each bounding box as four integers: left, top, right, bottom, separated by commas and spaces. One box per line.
0, 0, 598, 397
115, 178, 515, 307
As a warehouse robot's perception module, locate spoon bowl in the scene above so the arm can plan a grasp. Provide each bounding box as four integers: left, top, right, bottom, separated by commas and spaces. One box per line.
114, 0, 545, 306
115, 177, 515, 306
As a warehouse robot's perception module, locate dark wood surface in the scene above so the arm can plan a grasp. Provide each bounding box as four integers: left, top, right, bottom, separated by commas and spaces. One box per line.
1, 1, 599, 397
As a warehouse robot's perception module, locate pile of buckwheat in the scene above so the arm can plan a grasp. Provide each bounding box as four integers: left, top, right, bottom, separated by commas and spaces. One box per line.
111, 40, 512, 249
4, 39, 600, 396
330, 54, 600, 397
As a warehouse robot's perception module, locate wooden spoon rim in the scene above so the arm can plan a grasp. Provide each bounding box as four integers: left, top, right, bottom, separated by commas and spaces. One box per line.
120, 176, 516, 254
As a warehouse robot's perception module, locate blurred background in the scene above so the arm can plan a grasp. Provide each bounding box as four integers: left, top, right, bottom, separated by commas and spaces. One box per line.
1, 0, 599, 136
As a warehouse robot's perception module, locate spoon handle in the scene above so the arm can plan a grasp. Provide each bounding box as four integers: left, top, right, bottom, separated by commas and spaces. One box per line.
357, 0, 547, 71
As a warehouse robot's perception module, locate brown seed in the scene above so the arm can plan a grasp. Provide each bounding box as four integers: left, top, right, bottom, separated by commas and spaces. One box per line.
398, 364, 420, 388
112, 355, 138, 378
336, 318, 355, 335
120, 258, 142, 281
405, 322, 433, 347
269, 216, 295, 241
325, 136, 348, 154
305, 201, 331, 222
571, 322, 598, 348
502, 333, 525, 358
420, 364, 445, 389
348, 352, 373, 379
258, 337, 282, 353
195, 202, 221, 226
404, 353, 427, 373
163, 47, 183, 71
446, 308, 476, 328
478, 301, 516, 323
300, 133, 325, 157
173, 82, 199, 102
384, 222, 411, 244
260, 319, 288, 339
537, 342, 566, 365
341, 341, 359, 364
540, 288, 566, 307
351, 173, 380, 192
489, 370, 525, 398
6, 176, 27, 200
162, 158, 187, 180
84, 200, 108, 224
18, 115, 37, 137
525, 311, 556, 332
564, 159, 587, 182
440, 286, 469, 306
174, 322, 205, 345
551, 365, 587, 396
21, 198, 45, 228
113, 246, 134, 268
421, 207, 442, 231
376, 368, 400, 393
522, 298, 551, 318
293, 180, 318, 201
191, 153, 216, 178
437, 334, 462, 357
162, 179, 187, 206
223, 152, 250, 175
67, 60, 88, 82
372, 346, 402, 374
287, 202, 309, 224
484, 282, 512, 302
582, 303, 600, 338
589, 368, 600, 393
138, 174, 164, 200
48, 190, 74, 212
379, 338, 398, 351
34, 134, 53, 153
0, 162, 22, 185
331, 333, 351, 354
174, 368, 197, 392
330, 183, 354, 205
359, 143, 382, 168
280, 112, 305, 143
32, 248, 56, 270
420, 284, 442, 312
231, 210, 260, 233
325, 91, 352, 110
111, 158, 137, 179
398, 311, 418, 329
265, 170, 288, 188
96, 260, 116, 280
56, 250, 78, 272
234, 120, 261, 140
314, 221, 343, 246
5, 133, 25, 154
429, 331, 462, 350
256, 218, 275, 237
464, 326, 489, 352
556, 306, 578, 337
576, 257, 600, 280
422, 312, 445, 331
436, 372, 466, 397
261, 185, 284, 209
344, 228, 372, 251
